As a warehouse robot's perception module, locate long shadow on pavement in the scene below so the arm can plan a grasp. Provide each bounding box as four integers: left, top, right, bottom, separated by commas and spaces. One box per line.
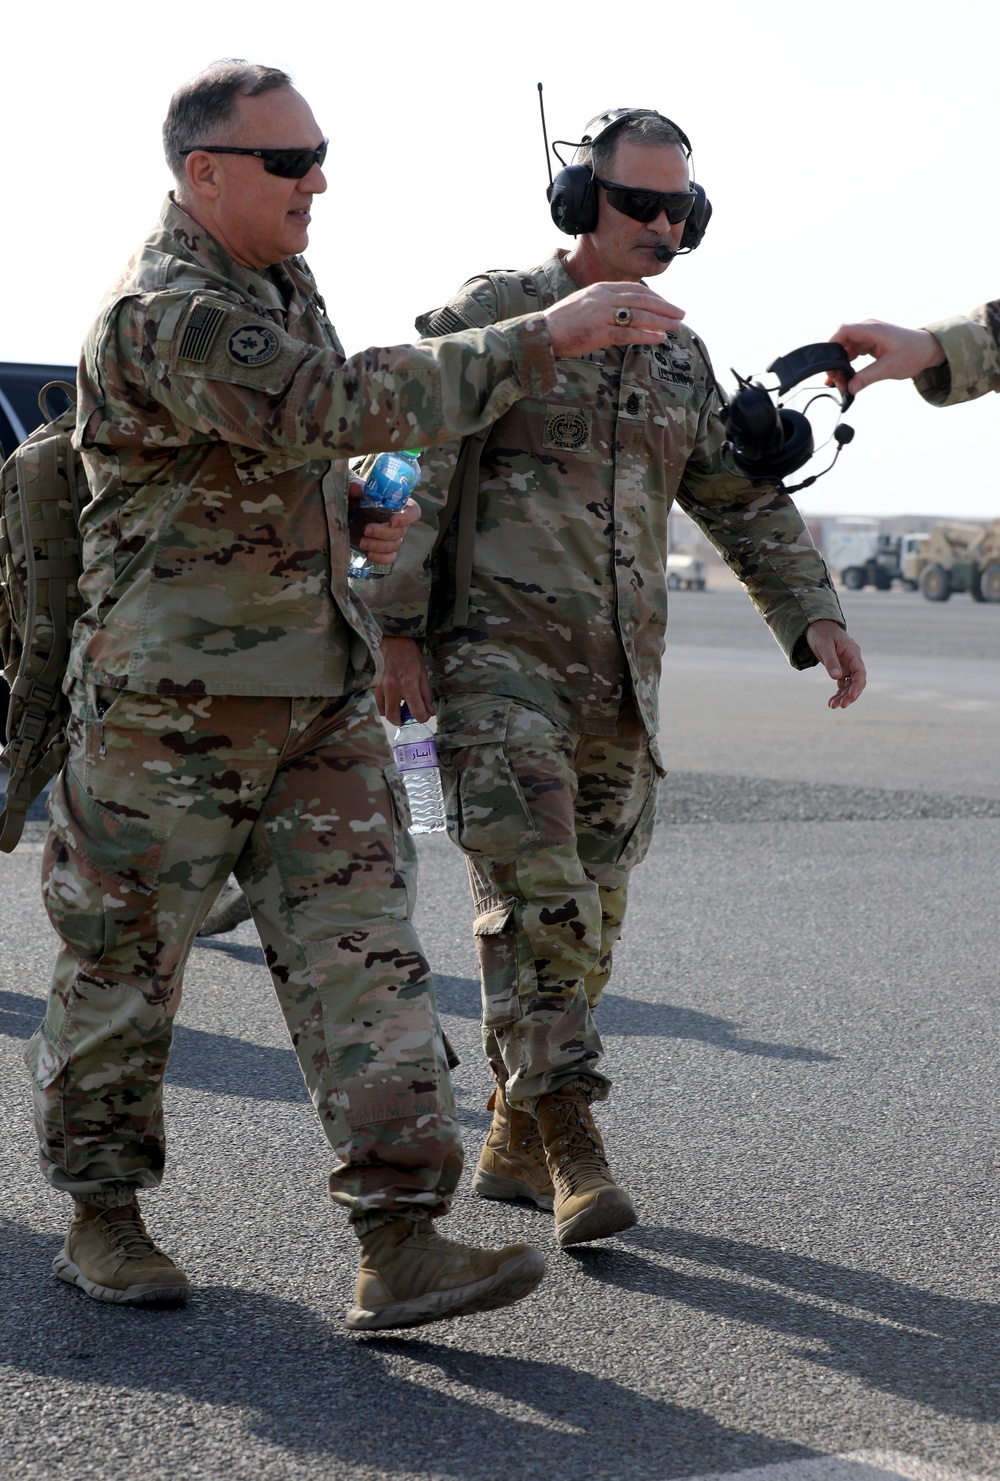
0, 1219, 821, 1480
0, 987, 307, 1104
582, 1225, 999, 1424
0, 976, 834, 1114
430, 976, 836, 1063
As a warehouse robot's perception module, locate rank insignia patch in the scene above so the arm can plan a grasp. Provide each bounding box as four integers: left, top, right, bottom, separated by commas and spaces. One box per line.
543, 407, 591, 451
227, 325, 280, 366
620, 389, 647, 420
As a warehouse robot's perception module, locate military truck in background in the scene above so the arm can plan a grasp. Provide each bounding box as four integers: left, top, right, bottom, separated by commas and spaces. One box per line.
917, 520, 1000, 603
824, 519, 928, 591
979, 522, 1000, 601
666, 552, 707, 590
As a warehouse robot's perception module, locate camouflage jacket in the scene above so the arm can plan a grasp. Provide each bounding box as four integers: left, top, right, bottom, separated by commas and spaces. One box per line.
70, 197, 557, 696
364, 252, 845, 742
915, 300, 1000, 407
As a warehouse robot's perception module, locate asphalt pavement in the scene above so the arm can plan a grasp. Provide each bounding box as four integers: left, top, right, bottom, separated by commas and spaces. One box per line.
1, 586, 997, 1481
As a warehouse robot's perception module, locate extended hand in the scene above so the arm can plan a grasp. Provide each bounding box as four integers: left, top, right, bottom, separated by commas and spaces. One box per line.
827, 320, 946, 395
806, 620, 867, 709
375, 635, 434, 723
544, 282, 685, 357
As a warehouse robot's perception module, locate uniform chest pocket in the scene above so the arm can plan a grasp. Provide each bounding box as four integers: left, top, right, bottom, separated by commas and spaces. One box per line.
542, 405, 592, 453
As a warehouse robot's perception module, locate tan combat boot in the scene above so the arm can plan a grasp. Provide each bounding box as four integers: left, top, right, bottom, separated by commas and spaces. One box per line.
472, 1082, 555, 1211
197, 875, 251, 936
535, 1084, 636, 1248
53, 1201, 191, 1305
346, 1217, 545, 1331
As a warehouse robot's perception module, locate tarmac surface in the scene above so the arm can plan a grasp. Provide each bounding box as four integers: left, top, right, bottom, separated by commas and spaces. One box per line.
1, 585, 997, 1481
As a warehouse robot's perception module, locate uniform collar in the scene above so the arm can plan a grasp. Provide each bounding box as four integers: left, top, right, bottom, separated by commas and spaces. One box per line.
155, 196, 308, 315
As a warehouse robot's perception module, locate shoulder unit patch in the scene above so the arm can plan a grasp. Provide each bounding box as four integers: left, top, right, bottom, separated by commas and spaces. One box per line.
226, 325, 280, 367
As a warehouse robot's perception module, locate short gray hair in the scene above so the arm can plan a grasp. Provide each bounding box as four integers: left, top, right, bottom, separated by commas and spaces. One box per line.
575, 110, 686, 180
163, 59, 293, 183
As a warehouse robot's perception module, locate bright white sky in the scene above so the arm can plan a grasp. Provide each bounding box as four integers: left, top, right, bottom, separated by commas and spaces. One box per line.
4, 0, 997, 519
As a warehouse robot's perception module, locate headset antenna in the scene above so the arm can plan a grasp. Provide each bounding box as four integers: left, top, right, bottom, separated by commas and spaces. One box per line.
537, 82, 553, 188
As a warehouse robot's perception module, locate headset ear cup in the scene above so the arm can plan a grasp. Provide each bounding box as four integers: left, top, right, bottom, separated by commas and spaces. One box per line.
770, 410, 813, 478
548, 164, 599, 236
724, 398, 814, 480
679, 183, 712, 252
724, 385, 784, 462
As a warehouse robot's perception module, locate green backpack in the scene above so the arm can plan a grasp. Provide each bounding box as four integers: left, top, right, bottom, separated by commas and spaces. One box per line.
0, 381, 86, 851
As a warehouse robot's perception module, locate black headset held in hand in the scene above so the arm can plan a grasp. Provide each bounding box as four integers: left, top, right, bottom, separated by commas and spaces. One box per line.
544, 105, 713, 255
722, 344, 857, 489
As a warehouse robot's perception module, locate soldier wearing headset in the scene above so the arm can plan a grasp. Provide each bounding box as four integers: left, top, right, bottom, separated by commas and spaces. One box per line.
365, 107, 867, 1251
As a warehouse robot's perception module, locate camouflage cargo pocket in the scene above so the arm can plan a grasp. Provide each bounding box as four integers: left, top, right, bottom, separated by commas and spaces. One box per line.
472, 901, 523, 1029
42, 766, 166, 970
23, 1020, 66, 1092
615, 767, 660, 872
437, 705, 539, 862
383, 762, 413, 835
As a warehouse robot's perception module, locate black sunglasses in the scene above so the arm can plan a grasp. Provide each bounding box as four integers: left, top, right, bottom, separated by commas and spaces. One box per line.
179, 139, 329, 179
595, 178, 696, 225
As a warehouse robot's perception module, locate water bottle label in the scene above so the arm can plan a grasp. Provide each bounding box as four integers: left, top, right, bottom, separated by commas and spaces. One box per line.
364, 454, 420, 507
394, 738, 438, 770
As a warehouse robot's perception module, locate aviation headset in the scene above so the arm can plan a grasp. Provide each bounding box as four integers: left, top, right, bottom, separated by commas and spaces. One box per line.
546, 107, 713, 253
723, 345, 856, 488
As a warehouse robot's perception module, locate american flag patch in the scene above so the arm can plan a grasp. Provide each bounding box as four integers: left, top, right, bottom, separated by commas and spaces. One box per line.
423, 306, 469, 336
177, 303, 225, 362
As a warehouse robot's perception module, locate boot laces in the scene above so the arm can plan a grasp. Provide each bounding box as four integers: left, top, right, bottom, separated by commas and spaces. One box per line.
512, 1118, 548, 1162
548, 1107, 609, 1189
101, 1209, 164, 1261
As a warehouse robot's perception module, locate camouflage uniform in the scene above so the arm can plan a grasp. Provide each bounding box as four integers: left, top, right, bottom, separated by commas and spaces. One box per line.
363, 252, 846, 1107
24, 197, 559, 1226
915, 300, 1000, 406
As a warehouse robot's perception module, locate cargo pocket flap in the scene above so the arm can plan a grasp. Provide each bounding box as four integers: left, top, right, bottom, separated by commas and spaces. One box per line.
473, 904, 515, 937
24, 1022, 68, 1091
46, 768, 164, 894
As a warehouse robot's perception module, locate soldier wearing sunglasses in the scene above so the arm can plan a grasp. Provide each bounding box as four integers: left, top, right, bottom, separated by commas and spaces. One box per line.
24, 61, 683, 1331
369, 107, 866, 1250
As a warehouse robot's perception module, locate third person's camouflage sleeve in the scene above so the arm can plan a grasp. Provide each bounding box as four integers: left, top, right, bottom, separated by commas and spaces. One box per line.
915, 300, 1000, 407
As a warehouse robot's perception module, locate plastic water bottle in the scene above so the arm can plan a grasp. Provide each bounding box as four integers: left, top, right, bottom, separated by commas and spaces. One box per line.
392, 703, 446, 834
348, 450, 421, 579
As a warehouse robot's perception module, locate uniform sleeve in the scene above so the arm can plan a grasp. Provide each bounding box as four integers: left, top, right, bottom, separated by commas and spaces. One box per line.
914, 301, 1000, 406
359, 278, 505, 639
86, 288, 556, 460
676, 351, 845, 669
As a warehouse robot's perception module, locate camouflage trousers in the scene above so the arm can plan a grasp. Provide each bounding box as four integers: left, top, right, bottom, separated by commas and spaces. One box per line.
435, 695, 661, 1108
24, 681, 461, 1227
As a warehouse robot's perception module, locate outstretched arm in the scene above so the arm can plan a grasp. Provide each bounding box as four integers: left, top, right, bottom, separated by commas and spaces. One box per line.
827, 320, 946, 395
